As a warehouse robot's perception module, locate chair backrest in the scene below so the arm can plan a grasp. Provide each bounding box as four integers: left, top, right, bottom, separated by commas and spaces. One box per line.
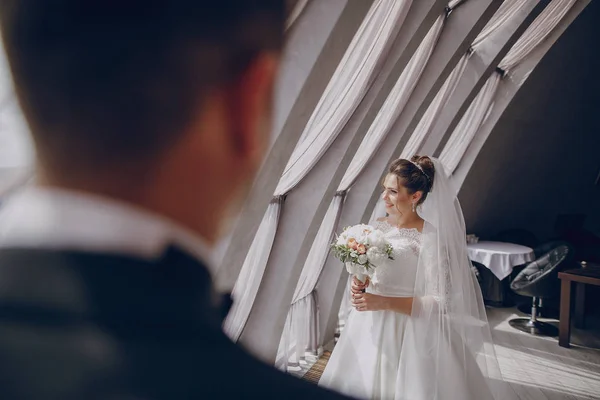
510, 245, 572, 297
539, 245, 571, 274
533, 240, 572, 259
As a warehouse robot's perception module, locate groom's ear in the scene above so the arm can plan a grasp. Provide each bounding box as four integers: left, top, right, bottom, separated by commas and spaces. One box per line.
226, 53, 280, 167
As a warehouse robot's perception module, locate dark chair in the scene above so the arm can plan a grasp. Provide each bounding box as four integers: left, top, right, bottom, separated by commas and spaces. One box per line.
515, 240, 572, 317
492, 229, 539, 249
509, 244, 573, 336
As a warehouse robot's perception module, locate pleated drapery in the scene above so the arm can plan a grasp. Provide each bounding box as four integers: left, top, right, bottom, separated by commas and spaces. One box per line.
223, 0, 413, 342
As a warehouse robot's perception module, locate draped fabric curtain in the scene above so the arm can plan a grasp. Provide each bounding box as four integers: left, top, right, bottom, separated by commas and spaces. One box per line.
291, 196, 345, 304
286, 0, 310, 31
448, 0, 467, 10
223, 0, 413, 342
499, 0, 577, 71
223, 200, 282, 340
400, 53, 468, 159
471, 0, 532, 50
339, 14, 446, 190
402, 0, 534, 161
439, 0, 578, 176
272, 13, 447, 371
439, 73, 501, 175
277, 0, 412, 193
275, 13, 447, 372
275, 195, 344, 371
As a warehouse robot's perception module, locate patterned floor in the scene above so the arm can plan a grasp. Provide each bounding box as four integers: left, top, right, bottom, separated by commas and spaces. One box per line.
305, 307, 600, 399
303, 351, 331, 384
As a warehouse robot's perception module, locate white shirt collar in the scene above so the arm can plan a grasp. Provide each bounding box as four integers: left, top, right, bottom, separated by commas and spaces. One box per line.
0, 186, 215, 274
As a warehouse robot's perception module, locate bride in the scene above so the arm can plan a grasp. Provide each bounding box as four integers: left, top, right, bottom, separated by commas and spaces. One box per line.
319, 156, 513, 399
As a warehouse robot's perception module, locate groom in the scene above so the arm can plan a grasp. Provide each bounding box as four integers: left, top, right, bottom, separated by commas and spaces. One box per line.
0, 2, 350, 399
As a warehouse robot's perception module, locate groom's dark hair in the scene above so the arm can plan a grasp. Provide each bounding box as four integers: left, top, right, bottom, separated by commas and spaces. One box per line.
0, 0, 285, 174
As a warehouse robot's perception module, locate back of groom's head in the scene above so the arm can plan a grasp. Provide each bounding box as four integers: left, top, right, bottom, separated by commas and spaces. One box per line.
0, 1, 286, 242
0, 0, 284, 173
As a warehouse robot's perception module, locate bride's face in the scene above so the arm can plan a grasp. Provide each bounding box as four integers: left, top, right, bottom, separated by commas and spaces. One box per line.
381, 174, 413, 216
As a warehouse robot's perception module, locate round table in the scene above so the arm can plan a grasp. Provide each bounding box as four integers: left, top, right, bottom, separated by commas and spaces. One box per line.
467, 241, 535, 281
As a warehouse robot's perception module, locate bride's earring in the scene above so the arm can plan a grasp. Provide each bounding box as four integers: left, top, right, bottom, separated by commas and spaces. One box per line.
412, 202, 416, 213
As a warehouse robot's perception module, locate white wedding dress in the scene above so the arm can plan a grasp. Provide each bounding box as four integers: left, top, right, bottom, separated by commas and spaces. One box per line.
319, 220, 494, 400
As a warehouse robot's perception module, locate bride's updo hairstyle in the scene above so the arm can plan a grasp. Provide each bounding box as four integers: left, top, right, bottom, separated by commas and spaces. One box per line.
387, 155, 435, 205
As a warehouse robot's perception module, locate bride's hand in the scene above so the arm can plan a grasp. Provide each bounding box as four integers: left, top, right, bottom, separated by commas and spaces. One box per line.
352, 292, 387, 312
351, 276, 370, 294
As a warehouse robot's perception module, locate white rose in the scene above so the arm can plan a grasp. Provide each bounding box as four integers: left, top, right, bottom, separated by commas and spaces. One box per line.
367, 246, 387, 265
351, 224, 371, 243
367, 230, 384, 248
358, 254, 368, 265
347, 225, 360, 235
366, 246, 380, 258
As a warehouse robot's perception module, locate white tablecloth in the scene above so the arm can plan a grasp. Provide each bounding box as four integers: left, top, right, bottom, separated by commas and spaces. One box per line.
468, 241, 535, 280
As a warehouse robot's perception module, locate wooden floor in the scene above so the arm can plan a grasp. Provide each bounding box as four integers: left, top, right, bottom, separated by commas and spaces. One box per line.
303, 351, 331, 384
488, 307, 600, 399
304, 307, 600, 399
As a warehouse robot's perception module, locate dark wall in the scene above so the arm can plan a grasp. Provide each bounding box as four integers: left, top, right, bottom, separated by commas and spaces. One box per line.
459, 1, 600, 243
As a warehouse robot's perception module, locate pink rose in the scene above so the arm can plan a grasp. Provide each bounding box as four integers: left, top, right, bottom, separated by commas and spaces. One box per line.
347, 238, 358, 250
357, 244, 367, 255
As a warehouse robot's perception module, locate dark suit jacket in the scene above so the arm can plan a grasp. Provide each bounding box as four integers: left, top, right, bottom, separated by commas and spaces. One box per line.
0, 246, 351, 399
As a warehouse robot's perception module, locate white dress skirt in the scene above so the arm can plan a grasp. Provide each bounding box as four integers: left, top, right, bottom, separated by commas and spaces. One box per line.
319, 222, 494, 400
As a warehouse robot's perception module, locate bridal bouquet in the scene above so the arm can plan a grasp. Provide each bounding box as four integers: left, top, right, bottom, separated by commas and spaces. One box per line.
331, 224, 394, 284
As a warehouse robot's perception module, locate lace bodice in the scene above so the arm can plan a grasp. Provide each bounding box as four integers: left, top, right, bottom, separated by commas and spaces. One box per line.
368, 220, 422, 297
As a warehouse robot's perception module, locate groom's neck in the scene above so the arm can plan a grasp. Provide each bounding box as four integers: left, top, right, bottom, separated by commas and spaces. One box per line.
34, 168, 221, 247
